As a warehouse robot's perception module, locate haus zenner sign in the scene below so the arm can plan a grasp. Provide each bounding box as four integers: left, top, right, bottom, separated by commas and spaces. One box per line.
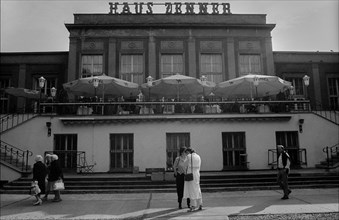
109, 2, 231, 15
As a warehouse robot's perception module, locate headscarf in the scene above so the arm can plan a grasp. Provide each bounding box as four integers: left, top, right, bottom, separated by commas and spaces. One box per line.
51, 154, 59, 161
35, 155, 43, 162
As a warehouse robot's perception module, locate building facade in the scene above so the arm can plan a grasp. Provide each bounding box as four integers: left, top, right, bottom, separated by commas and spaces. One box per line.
1, 5, 338, 178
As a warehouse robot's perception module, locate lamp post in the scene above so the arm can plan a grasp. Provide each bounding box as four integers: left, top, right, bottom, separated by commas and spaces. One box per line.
38, 76, 46, 114
146, 76, 153, 101
253, 76, 259, 99
50, 87, 57, 113
200, 75, 207, 101
303, 75, 310, 100
92, 76, 99, 114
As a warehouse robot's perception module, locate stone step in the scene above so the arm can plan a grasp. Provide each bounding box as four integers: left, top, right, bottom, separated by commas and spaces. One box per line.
1, 173, 338, 194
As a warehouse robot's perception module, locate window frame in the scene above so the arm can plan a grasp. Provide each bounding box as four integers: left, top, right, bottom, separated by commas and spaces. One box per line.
238, 54, 262, 76
160, 54, 184, 78
119, 53, 145, 84
200, 53, 223, 83
80, 54, 104, 78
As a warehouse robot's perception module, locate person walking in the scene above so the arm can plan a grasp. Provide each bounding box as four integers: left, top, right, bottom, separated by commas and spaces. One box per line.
32, 155, 48, 205
173, 147, 190, 209
42, 154, 52, 201
277, 145, 292, 200
48, 154, 64, 202
183, 148, 203, 212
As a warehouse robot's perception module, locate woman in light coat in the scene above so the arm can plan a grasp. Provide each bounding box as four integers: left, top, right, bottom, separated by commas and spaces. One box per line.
183, 148, 203, 212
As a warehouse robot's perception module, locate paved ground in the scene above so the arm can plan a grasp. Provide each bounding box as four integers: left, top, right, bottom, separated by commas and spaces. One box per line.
1, 188, 338, 220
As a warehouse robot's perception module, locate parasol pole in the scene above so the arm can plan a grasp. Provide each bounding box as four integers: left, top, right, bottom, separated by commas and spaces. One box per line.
102, 83, 105, 115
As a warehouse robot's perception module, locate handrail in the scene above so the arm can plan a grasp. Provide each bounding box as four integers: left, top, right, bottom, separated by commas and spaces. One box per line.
0, 140, 33, 172
311, 99, 339, 124
0, 103, 38, 133
268, 148, 307, 169
44, 150, 95, 173
322, 143, 339, 168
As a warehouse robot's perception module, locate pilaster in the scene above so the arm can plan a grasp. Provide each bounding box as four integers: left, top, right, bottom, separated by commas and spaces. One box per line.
108, 38, 117, 77
68, 37, 78, 81
264, 37, 275, 75
226, 38, 236, 80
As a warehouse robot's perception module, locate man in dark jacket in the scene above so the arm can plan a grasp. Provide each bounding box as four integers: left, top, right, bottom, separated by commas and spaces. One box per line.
277, 145, 292, 199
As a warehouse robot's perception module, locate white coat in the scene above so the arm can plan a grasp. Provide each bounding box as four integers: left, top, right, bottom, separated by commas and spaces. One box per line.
183, 152, 202, 200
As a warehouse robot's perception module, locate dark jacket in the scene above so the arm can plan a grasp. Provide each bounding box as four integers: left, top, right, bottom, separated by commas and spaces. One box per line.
48, 160, 63, 182
33, 161, 48, 193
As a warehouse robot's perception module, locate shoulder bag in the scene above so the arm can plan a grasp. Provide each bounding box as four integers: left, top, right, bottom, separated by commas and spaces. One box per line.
53, 179, 65, 190
184, 154, 194, 181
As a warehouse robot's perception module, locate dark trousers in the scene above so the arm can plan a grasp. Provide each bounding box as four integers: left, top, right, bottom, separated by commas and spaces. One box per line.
176, 173, 190, 207
277, 169, 290, 196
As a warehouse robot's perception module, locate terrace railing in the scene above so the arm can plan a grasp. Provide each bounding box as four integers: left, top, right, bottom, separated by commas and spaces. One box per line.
40, 99, 311, 116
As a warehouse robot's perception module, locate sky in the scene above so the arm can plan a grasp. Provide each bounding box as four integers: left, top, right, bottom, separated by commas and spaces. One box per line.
1, 0, 338, 52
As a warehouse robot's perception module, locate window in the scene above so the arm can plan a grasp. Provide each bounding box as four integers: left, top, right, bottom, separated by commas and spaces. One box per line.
200, 54, 223, 83
166, 133, 190, 171
120, 54, 144, 84
276, 131, 300, 168
285, 77, 305, 96
161, 54, 183, 78
328, 77, 339, 110
110, 134, 134, 172
239, 54, 261, 75
0, 78, 11, 114
222, 132, 247, 170
54, 134, 78, 170
81, 55, 103, 77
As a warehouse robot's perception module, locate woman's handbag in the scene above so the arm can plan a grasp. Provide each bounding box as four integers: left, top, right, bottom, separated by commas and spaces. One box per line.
184, 154, 194, 182
53, 179, 65, 190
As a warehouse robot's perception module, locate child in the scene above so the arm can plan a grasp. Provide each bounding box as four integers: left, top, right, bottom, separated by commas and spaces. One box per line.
30, 180, 42, 206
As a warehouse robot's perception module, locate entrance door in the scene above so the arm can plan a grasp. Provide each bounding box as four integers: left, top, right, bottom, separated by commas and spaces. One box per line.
166, 133, 190, 171
276, 131, 300, 168
54, 134, 78, 171
222, 132, 247, 170
110, 134, 134, 172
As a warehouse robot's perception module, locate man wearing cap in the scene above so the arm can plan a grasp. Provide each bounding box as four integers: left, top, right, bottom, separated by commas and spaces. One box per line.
277, 145, 292, 199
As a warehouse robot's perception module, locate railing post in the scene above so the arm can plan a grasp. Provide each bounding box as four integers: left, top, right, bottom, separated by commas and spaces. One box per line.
325, 146, 330, 168
25, 150, 29, 172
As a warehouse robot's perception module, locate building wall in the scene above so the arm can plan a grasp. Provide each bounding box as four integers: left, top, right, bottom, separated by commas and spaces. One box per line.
66, 13, 275, 82
2, 114, 337, 172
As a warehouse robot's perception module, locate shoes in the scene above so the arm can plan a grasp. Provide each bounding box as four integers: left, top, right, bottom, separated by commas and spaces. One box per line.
178, 204, 182, 209
52, 198, 62, 202
33, 200, 42, 206
198, 205, 203, 210
281, 196, 289, 200
187, 206, 195, 212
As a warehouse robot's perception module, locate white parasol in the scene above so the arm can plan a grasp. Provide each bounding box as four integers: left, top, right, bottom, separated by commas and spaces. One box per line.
140, 74, 215, 100
214, 74, 293, 99
63, 74, 140, 99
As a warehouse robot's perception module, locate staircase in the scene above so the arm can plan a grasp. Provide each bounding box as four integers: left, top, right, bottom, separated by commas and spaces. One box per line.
0, 112, 37, 133
315, 144, 339, 169
1, 169, 338, 194
312, 109, 339, 125
0, 141, 33, 174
